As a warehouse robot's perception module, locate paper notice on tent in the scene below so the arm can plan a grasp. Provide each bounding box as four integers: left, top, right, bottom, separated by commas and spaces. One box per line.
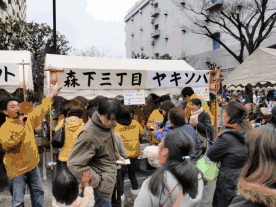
193, 87, 210, 101
124, 89, 145, 105
146, 70, 210, 89
0, 63, 20, 85
55, 68, 147, 89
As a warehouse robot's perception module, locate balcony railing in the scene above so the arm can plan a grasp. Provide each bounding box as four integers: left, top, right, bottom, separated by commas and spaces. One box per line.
205, 0, 223, 11
150, 8, 160, 17
151, 30, 160, 38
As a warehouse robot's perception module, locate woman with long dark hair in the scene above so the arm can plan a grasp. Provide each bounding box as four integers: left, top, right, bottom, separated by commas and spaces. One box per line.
229, 125, 276, 207
134, 129, 204, 206
150, 100, 175, 143
207, 101, 252, 207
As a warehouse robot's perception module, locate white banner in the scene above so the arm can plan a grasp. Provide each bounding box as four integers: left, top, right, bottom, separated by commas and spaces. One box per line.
124, 89, 145, 105
146, 70, 210, 89
0, 63, 20, 85
54, 69, 210, 90
193, 87, 210, 101
56, 69, 147, 89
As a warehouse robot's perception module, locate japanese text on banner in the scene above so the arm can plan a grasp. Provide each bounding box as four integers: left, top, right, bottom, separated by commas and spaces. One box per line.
0, 63, 19, 85
56, 69, 147, 89
146, 70, 210, 89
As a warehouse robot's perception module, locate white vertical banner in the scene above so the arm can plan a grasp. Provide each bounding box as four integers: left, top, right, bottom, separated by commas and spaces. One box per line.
124, 89, 145, 105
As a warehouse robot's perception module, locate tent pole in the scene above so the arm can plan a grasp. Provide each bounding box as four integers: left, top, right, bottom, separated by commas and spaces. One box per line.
49, 72, 54, 186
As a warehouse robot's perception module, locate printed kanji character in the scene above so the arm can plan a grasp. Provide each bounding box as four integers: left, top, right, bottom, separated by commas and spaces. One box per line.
100, 73, 111, 86
170, 72, 181, 87
64, 70, 80, 87
83, 72, 96, 87
132, 73, 142, 86
116, 73, 127, 86
153, 72, 166, 87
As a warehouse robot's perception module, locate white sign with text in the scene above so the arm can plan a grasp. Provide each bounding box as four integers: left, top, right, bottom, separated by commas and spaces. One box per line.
124, 89, 145, 105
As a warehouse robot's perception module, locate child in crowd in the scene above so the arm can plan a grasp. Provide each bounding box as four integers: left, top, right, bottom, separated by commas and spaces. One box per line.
52, 169, 95, 207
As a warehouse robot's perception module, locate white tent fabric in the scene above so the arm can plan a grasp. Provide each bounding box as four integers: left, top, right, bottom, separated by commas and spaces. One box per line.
0, 50, 33, 93
44, 54, 196, 100
223, 47, 276, 88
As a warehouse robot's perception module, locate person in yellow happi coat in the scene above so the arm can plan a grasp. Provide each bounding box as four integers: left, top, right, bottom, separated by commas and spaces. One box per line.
146, 95, 171, 143
0, 87, 62, 207
55, 106, 85, 168
114, 105, 144, 204
181, 87, 215, 126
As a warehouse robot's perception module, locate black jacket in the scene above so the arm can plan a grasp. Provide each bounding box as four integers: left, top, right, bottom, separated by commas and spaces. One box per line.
189, 111, 212, 139
207, 127, 247, 207
229, 179, 276, 207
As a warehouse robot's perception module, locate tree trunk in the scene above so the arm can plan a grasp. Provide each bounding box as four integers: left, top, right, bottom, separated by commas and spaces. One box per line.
244, 85, 253, 103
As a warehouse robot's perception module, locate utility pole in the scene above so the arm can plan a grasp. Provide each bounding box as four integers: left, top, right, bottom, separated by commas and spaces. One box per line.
53, 0, 57, 54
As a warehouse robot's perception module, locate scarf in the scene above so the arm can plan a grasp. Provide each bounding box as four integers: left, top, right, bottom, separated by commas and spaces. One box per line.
190, 107, 204, 120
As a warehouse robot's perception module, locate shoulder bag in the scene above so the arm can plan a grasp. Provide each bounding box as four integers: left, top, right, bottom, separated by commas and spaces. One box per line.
51, 119, 66, 148
196, 137, 219, 182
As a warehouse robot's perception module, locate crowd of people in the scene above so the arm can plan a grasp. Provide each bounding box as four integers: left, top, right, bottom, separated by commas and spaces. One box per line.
0, 85, 276, 207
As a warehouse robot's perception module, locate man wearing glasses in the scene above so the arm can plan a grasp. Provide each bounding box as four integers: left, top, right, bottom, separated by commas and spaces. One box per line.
67, 97, 126, 207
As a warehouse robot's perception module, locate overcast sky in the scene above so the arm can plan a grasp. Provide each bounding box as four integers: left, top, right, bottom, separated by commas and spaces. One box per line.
27, 0, 138, 58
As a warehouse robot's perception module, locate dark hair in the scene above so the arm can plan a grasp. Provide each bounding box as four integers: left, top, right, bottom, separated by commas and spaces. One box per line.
209, 93, 216, 102
62, 103, 74, 117
169, 107, 186, 127
181, 87, 194, 98
88, 96, 104, 109
149, 129, 202, 200
147, 93, 160, 105
67, 106, 83, 118
160, 101, 175, 128
98, 97, 122, 120
117, 105, 132, 120
52, 168, 79, 205
224, 101, 250, 131
159, 95, 171, 104
86, 108, 96, 119
191, 98, 202, 107
120, 98, 124, 105
240, 126, 276, 189
2, 97, 19, 110
75, 96, 88, 108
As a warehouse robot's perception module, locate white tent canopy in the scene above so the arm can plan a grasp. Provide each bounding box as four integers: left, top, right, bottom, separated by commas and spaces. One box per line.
44, 54, 197, 100
0, 50, 33, 93
223, 47, 276, 89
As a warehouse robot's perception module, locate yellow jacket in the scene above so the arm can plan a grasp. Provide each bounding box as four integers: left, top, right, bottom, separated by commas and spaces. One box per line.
0, 97, 53, 178
55, 117, 84, 162
185, 94, 215, 126
114, 120, 144, 158
146, 109, 164, 144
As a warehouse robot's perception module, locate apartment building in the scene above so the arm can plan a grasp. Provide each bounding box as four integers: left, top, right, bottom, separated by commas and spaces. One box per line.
124, 0, 276, 80
0, 0, 27, 21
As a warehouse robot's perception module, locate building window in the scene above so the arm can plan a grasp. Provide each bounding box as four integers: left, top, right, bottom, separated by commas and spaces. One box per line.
154, 24, 159, 30
154, 3, 158, 8
155, 53, 159, 59
212, 0, 218, 3
213, 33, 220, 50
